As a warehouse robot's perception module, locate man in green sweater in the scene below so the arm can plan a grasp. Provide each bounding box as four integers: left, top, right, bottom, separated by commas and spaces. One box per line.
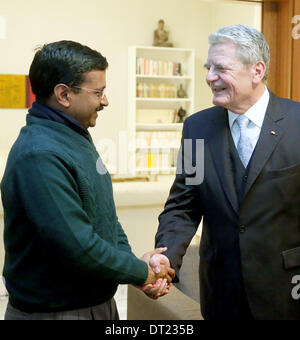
0, 40, 174, 320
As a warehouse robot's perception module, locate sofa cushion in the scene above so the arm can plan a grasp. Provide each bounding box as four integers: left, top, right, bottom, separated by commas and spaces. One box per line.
127, 284, 203, 320
174, 244, 200, 303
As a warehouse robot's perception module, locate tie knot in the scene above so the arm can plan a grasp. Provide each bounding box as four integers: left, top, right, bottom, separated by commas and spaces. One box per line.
236, 115, 250, 129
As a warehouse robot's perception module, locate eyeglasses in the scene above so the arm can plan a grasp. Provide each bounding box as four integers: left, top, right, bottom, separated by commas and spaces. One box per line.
71, 86, 106, 99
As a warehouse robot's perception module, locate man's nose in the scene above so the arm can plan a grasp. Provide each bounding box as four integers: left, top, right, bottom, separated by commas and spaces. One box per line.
206, 67, 218, 84
100, 94, 109, 106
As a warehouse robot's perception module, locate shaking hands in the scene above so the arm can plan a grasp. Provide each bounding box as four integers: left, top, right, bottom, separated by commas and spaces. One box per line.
139, 247, 174, 299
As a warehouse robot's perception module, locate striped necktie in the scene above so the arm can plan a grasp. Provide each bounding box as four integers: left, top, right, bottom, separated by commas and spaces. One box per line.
236, 115, 253, 167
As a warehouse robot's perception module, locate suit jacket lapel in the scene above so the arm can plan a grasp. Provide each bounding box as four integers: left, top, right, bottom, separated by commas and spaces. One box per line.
208, 107, 239, 215
243, 91, 285, 197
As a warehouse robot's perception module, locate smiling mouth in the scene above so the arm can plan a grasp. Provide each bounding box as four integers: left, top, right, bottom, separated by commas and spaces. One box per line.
212, 87, 226, 93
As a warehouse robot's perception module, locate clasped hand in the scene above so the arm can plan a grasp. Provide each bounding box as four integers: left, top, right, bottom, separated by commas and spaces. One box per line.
139, 247, 174, 299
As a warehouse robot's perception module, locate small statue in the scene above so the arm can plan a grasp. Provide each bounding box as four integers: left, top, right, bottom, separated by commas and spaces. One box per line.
177, 84, 187, 98
153, 19, 173, 47
177, 106, 187, 123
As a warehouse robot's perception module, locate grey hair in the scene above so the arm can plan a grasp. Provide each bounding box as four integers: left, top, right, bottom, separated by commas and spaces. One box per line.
208, 24, 270, 82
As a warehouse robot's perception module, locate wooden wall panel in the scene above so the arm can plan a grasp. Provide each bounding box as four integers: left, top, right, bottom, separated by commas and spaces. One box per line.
292, 1, 300, 101
262, 2, 278, 94
261, 0, 300, 100
276, 0, 293, 98
237, 0, 300, 101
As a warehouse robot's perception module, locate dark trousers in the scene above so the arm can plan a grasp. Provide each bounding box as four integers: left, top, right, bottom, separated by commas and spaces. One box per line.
235, 292, 254, 320
4, 299, 119, 320
205, 286, 254, 320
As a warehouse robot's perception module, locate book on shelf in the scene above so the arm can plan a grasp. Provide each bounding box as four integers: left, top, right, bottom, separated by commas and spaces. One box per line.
136, 82, 179, 98
136, 131, 181, 148
136, 57, 181, 76
136, 148, 178, 170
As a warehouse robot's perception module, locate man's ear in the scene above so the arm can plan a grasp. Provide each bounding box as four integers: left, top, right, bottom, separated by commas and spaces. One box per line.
252, 61, 266, 84
53, 84, 71, 108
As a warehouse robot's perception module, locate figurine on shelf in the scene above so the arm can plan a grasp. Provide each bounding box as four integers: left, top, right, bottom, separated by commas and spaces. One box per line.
153, 19, 174, 47
177, 106, 187, 123
173, 107, 187, 123
177, 84, 187, 98
175, 63, 182, 76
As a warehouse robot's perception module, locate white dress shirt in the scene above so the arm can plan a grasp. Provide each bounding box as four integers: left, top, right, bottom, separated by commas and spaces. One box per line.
228, 88, 270, 151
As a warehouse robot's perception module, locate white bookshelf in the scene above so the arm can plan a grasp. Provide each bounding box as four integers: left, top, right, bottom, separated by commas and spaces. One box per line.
128, 46, 195, 176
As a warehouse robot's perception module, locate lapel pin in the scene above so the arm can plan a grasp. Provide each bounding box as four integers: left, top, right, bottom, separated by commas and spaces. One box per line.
271, 131, 276, 135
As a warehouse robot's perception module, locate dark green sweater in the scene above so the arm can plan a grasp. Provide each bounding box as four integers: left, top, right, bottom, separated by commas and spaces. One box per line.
1, 114, 148, 313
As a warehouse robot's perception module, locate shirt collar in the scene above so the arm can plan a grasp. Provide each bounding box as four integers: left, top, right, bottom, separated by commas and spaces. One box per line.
228, 87, 270, 129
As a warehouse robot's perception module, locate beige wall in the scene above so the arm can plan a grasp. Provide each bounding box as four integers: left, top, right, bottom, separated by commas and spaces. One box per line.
0, 0, 261, 177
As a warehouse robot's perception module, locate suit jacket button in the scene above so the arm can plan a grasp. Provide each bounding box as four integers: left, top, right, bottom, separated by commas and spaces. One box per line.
243, 175, 248, 182
239, 225, 246, 233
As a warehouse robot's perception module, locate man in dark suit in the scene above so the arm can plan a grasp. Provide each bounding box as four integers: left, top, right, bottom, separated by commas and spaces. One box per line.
151, 25, 300, 320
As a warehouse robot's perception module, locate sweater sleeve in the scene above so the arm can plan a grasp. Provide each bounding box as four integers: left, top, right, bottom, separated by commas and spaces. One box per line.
12, 150, 148, 286
116, 220, 134, 254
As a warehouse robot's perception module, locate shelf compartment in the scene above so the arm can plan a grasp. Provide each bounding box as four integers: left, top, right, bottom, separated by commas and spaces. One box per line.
136, 98, 191, 102
136, 75, 192, 80
136, 123, 183, 131
136, 167, 176, 173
